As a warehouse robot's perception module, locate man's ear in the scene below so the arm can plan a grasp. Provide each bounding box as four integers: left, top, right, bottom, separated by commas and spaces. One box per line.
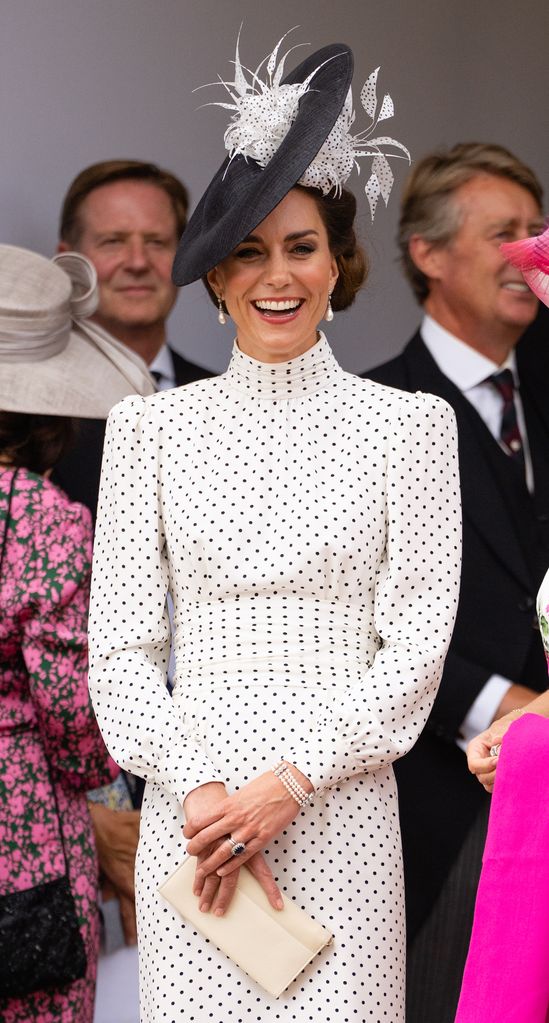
57, 240, 70, 254
408, 234, 447, 282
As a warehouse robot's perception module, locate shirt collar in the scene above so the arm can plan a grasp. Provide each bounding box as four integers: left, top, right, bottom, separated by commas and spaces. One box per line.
149, 343, 175, 387
420, 314, 518, 393
225, 332, 341, 400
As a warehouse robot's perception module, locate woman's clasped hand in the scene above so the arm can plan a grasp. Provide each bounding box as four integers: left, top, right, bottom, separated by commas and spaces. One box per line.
183, 768, 313, 914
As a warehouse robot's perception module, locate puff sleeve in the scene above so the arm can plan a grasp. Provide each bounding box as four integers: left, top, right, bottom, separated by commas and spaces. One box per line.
88, 396, 224, 805
285, 391, 462, 791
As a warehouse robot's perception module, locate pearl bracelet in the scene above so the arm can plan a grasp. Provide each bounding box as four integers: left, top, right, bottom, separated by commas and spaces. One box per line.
272, 760, 314, 807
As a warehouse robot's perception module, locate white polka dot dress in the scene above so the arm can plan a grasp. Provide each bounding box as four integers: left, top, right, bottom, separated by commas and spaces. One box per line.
88, 333, 461, 1023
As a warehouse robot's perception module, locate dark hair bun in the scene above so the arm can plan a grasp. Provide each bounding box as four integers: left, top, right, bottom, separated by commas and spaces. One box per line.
306, 187, 368, 310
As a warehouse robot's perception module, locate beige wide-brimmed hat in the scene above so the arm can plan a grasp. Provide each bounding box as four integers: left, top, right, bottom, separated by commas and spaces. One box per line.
0, 244, 155, 418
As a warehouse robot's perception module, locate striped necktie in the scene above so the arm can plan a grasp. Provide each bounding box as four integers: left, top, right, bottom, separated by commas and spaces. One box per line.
487, 368, 524, 465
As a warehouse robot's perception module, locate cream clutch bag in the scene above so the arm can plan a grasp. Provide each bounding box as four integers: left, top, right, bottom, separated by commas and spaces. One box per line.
158, 856, 333, 998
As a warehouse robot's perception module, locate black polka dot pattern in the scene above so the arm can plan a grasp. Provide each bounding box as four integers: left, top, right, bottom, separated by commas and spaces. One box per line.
88, 333, 461, 1022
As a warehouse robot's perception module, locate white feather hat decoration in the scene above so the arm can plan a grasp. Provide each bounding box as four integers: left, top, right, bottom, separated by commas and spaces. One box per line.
202, 28, 411, 218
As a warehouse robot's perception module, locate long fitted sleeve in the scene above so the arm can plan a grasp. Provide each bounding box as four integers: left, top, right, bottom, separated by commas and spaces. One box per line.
285, 391, 462, 791
88, 395, 224, 805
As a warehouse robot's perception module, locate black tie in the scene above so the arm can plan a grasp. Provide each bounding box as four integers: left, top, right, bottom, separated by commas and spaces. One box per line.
150, 370, 162, 389
487, 368, 524, 464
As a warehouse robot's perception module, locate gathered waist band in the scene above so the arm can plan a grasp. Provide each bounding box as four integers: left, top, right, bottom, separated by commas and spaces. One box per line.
172, 594, 379, 692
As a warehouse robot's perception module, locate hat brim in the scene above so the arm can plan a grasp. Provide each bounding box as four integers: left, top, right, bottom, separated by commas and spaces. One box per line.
0, 324, 155, 419
172, 43, 354, 286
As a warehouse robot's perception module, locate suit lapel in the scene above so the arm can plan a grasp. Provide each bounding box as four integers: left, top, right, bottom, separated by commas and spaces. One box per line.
516, 306, 549, 434
400, 334, 532, 591
516, 329, 549, 508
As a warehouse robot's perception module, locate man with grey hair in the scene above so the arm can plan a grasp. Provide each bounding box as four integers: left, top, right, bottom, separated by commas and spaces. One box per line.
365, 142, 549, 1022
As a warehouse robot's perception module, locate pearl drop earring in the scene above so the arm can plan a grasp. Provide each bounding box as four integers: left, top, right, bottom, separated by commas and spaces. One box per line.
217, 296, 226, 325
325, 292, 334, 322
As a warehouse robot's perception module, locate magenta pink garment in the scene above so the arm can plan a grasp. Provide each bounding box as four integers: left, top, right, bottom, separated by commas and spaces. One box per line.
455, 713, 549, 1023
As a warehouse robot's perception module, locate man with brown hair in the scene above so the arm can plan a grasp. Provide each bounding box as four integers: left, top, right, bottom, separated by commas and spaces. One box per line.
58, 160, 190, 371
54, 159, 212, 513
365, 143, 549, 1022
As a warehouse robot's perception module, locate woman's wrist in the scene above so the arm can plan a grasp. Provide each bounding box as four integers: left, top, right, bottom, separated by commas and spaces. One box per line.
290, 764, 314, 794
272, 759, 314, 807
183, 781, 227, 819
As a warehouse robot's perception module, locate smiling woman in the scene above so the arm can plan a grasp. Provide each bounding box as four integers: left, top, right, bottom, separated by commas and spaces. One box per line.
87, 31, 462, 1023
204, 184, 367, 363
206, 190, 340, 363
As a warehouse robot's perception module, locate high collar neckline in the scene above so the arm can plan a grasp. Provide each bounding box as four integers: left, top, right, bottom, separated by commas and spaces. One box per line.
225, 333, 341, 399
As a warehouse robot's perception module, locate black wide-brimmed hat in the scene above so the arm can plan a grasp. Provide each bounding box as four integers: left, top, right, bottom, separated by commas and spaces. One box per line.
172, 43, 353, 287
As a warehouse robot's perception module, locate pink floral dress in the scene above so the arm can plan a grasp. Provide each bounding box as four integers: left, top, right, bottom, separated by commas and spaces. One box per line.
0, 467, 118, 1023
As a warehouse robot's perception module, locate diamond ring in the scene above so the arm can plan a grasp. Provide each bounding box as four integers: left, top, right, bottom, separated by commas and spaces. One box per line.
489, 744, 502, 758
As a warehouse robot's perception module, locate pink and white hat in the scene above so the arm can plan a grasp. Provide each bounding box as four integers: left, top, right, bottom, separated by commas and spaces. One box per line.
501, 225, 549, 308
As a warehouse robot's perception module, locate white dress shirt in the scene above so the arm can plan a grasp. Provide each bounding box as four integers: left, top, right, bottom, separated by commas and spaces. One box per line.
149, 343, 176, 391
421, 314, 532, 746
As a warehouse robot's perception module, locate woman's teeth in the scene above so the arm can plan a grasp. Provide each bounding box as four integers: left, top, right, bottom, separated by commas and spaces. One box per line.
254, 299, 302, 311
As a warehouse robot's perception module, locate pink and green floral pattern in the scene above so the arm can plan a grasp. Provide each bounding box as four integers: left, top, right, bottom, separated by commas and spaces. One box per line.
0, 467, 118, 1022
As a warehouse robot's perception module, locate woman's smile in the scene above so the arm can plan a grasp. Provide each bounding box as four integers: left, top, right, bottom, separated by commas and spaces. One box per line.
251, 297, 305, 323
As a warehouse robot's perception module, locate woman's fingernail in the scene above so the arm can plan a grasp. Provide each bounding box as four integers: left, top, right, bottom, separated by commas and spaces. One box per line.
214, 908, 224, 917
276, 899, 284, 910
199, 902, 209, 913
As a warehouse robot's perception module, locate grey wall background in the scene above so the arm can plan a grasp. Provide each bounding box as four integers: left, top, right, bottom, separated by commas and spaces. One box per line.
1, 0, 548, 373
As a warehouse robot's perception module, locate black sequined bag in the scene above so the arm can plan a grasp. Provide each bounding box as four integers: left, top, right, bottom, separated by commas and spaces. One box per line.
0, 470, 87, 999
0, 877, 87, 999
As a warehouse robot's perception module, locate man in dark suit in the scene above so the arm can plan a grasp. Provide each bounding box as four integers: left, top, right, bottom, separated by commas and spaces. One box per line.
53, 158, 213, 517
365, 143, 549, 1023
